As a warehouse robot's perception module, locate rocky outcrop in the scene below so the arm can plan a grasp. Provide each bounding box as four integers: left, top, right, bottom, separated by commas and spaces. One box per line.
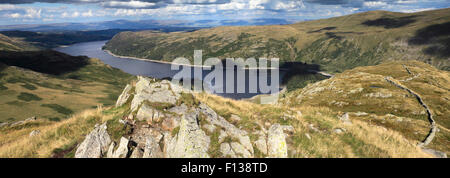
75, 76, 294, 158
75, 123, 111, 158
130, 77, 181, 112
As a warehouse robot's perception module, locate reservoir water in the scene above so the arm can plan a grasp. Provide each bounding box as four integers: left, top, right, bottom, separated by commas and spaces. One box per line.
54, 40, 284, 100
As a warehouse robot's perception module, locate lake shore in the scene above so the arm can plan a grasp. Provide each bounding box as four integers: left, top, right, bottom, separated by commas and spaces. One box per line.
103, 49, 286, 70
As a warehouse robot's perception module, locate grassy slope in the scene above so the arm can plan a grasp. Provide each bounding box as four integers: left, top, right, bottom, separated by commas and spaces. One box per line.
0, 34, 38, 51
0, 52, 133, 123
1, 60, 446, 158
104, 8, 450, 72
0, 86, 431, 158
283, 60, 450, 155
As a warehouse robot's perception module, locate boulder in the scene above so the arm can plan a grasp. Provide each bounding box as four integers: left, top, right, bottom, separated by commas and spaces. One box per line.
29, 130, 40, 137
164, 113, 210, 158
30, 130, 41, 137
136, 104, 164, 123
339, 113, 352, 125
254, 136, 268, 155
197, 103, 253, 155
75, 123, 111, 158
130, 77, 180, 112
267, 124, 288, 158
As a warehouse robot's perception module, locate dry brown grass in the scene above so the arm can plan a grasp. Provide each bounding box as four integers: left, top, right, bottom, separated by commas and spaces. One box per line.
195, 92, 431, 158
0, 106, 115, 158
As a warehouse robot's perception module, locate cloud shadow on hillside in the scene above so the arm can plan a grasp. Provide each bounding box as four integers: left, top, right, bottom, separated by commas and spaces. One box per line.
362, 15, 419, 29
408, 22, 450, 58
0, 50, 89, 75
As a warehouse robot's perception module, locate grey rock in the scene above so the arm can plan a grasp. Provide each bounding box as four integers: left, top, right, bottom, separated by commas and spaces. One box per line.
25, 116, 37, 122
143, 137, 163, 158
109, 137, 129, 158
29, 130, 40, 137
218, 130, 228, 143
136, 104, 164, 123
130, 77, 180, 112
75, 123, 111, 158
333, 128, 345, 134
254, 135, 268, 155
308, 124, 320, 132
230, 142, 252, 158
305, 133, 311, 140
116, 84, 132, 107
339, 113, 352, 125
197, 103, 253, 155
220, 143, 236, 158
164, 113, 210, 158
203, 124, 216, 133
130, 147, 144, 158
161, 117, 180, 131
230, 114, 241, 122
422, 148, 447, 158
267, 124, 288, 158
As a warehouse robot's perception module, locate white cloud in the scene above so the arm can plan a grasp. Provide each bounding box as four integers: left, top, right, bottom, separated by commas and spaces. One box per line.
399, 7, 436, 13
363, 1, 387, 7
102, 0, 159, 8
82, 10, 93, 17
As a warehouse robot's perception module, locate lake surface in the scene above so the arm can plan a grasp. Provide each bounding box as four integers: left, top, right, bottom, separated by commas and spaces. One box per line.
54, 40, 284, 99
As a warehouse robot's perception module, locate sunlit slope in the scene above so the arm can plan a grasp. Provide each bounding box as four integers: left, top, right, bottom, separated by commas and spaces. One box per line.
283, 60, 450, 155
0, 34, 38, 51
105, 8, 450, 72
0, 51, 133, 123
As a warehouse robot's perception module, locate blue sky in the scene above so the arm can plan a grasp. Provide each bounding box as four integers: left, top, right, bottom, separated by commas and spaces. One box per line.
0, 0, 449, 25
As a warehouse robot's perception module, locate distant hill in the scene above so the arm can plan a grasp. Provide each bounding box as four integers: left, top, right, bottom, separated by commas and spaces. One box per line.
104, 8, 450, 72
0, 33, 38, 51
0, 50, 133, 123
0, 29, 131, 49
0, 18, 292, 32
283, 60, 450, 155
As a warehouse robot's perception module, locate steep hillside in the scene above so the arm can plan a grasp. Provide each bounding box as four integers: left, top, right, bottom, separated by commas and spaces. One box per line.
104, 8, 450, 72
0, 34, 38, 51
0, 50, 133, 124
1, 60, 447, 158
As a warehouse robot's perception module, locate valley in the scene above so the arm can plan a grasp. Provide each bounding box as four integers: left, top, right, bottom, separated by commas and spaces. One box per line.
0, 7, 448, 158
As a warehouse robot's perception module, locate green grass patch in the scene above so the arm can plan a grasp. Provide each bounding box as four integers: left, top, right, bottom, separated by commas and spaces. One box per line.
21, 83, 37, 90
41, 104, 73, 115
17, 92, 42, 102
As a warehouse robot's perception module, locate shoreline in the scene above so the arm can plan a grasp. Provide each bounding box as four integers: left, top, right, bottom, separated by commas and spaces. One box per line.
103, 49, 286, 70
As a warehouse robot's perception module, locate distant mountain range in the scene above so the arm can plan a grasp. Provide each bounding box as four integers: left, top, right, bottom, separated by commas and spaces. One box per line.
0, 18, 294, 32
